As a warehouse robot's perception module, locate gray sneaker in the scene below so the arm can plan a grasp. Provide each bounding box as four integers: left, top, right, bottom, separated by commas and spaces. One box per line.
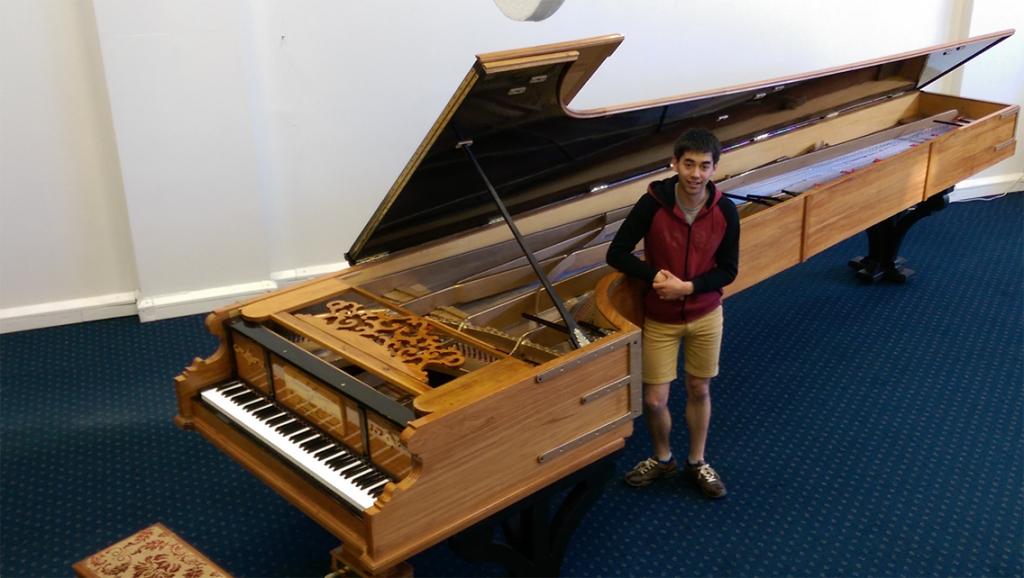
682, 460, 727, 498
624, 456, 677, 487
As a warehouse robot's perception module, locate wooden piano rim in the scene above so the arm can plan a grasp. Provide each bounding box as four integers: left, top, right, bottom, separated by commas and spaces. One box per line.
556, 29, 1014, 118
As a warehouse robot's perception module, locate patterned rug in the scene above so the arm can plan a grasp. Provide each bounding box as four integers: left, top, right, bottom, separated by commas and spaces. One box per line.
73, 523, 231, 578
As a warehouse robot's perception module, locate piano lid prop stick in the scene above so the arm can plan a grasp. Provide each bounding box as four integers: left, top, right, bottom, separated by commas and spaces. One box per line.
747, 194, 783, 203
721, 191, 773, 206
455, 133, 590, 349
520, 312, 609, 338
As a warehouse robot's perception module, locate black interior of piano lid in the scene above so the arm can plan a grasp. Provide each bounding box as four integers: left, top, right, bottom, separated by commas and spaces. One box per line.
346, 33, 1010, 264
347, 63, 769, 263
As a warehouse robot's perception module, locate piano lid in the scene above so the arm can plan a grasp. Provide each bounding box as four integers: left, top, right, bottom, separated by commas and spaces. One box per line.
346, 30, 1013, 265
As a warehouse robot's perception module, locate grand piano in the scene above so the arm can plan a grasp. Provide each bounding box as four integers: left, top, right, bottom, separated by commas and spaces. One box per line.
174, 31, 1017, 576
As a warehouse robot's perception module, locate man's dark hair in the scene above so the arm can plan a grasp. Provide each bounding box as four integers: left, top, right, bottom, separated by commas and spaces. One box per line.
673, 128, 722, 164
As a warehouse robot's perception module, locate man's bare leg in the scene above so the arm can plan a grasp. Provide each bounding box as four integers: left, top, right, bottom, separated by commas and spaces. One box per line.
643, 382, 673, 461
684, 373, 711, 464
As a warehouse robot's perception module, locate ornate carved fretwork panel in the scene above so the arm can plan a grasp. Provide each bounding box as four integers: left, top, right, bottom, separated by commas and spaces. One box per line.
297, 300, 465, 383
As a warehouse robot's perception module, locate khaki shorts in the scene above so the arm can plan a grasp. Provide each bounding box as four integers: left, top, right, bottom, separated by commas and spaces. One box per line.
642, 306, 723, 384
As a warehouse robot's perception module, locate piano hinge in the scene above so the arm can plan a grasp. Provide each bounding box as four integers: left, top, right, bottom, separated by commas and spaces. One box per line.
535, 335, 639, 382
356, 251, 390, 265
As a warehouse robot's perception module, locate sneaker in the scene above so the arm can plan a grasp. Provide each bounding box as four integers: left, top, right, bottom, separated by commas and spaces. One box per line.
682, 460, 727, 498
624, 456, 677, 487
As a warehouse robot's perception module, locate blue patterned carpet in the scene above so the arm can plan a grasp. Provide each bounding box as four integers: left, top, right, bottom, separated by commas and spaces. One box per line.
2, 194, 1021, 578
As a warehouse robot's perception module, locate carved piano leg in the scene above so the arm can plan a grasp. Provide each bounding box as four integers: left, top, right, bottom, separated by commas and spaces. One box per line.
447, 451, 619, 577
848, 187, 952, 283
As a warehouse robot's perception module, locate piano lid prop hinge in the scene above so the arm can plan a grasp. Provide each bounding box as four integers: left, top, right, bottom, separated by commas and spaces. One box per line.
355, 251, 390, 266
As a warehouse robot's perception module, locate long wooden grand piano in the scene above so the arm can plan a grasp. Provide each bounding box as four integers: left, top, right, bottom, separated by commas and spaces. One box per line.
174, 31, 1017, 576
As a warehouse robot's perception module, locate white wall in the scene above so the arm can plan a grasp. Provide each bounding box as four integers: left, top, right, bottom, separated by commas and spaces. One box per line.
955, 0, 1024, 198
0, 0, 139, 330
1, 0, 1020, 332
91, 0, 274, 321
244, 0, 964, 276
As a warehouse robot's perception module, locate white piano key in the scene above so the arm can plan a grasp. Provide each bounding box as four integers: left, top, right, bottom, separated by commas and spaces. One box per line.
201, 384, 382, 511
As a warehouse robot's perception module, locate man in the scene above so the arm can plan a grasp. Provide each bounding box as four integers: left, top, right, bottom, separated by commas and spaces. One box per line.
606, 128, 739, 498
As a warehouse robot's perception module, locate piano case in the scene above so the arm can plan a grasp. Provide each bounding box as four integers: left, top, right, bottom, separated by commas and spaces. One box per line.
173, 30, 1017, 576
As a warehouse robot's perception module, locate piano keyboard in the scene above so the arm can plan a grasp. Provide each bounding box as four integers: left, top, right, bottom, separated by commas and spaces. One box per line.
200, 381, 391, 512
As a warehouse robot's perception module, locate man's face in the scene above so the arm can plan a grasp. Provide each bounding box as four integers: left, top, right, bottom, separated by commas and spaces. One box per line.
673, 151, 717, 197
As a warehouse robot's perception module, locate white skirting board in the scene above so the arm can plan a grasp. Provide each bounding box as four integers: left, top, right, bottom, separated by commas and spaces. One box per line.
0, 292, 141, 334
134, 280, 279, 322
949, 172, 1023, 202
0, 262, 350, 334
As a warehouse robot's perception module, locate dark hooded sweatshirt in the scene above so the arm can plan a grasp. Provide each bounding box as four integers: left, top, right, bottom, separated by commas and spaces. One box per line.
606, 175, 739, 324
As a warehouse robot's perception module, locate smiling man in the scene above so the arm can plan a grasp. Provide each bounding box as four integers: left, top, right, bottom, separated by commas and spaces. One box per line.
606, 128, 739, 498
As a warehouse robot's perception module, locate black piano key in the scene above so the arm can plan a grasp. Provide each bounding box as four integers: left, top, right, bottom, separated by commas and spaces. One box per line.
326, 454, 356, 470
348, 469, 377, 486
266, 415, 292, 427
314, 446, 343, 460
252, 406, 282, 420
354, 472, 384, 489
302, 438, 332, 453
342, 467, 370, 481
370, 482, 388, 498
242, 399, 270, 411
218, 384, 248, 397
277, 421, 304, 435
231, 392, 259, 406
325, 453, 353, 467
225, 385, 253, 396
289, 430, 316, 443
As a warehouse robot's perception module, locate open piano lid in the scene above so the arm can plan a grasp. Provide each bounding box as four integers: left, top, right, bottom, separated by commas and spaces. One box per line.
345, 30, 1013, 265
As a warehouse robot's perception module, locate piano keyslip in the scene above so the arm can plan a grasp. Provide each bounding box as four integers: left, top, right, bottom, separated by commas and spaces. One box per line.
200, 381, 391, 512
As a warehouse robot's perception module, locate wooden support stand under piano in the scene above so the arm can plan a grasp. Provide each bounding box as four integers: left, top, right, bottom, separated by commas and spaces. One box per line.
173, 30, 1016, 577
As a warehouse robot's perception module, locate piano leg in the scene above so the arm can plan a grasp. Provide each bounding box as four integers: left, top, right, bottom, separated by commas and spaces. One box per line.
447, 451, 619, 578
848, 187, 952, 283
